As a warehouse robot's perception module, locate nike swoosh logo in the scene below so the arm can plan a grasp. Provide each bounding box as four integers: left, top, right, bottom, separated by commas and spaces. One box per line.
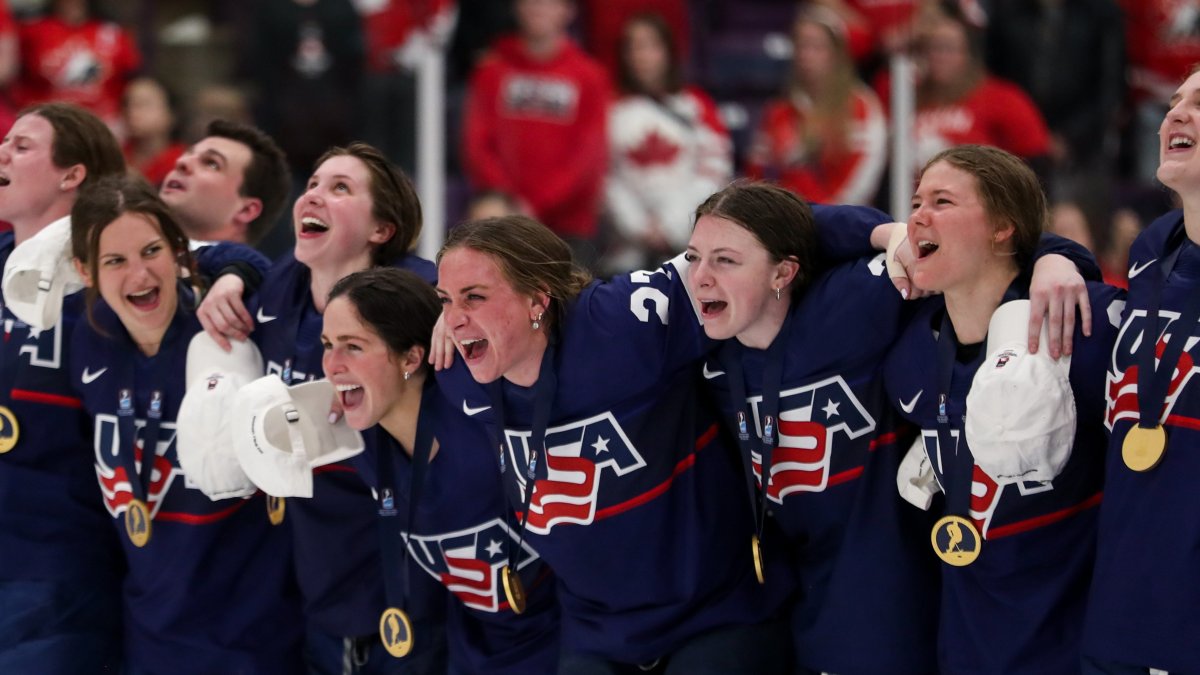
256, 307, 278, 323
1128, 258, 1157, 279
463, 401, 491, 416
81, 367, 108, 384
899, 390, 923, 414
702, 362, 725, 379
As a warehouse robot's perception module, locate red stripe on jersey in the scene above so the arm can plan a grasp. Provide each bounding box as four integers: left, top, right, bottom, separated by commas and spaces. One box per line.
314, 463, 356, 475
591, 423, 718, 520
986, 491, 1103, 540
1166, 414, 1200, 432
11, 388, 83, 408
869, 430, 901, 449
828, 466, 864, 487
156, 498, 249, 525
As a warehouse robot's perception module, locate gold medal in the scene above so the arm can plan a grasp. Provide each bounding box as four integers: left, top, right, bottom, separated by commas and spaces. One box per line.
751, 534, 765, 584
378, 607, 414, 658
0, 405, 19, 454
125, 498, 152, 548
931, 515, 981, 566
266, 496, 286, 525
1122, 424, 1167, 473
502, 565, 527, 615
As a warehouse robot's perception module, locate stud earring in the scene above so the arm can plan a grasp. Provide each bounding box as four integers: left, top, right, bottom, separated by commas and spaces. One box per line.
774, 287, 782, 301
531, 312, 544, 331
403, 370, 411, 381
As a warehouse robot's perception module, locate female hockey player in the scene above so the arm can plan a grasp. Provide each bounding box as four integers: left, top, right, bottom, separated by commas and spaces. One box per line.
69, 174, 301, 672
320, 266, 560, 673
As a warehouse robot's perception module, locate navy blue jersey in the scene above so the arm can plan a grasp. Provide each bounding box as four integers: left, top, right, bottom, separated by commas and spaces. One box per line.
352, 390, 559, 675
438, 258, 785, 663
70, 290, 302, 673
702, 255, 939, 675
0, 231, 124, 592
884, 282, 1120, 675
252, 251, 437, 637
1084, 211, 1200, 671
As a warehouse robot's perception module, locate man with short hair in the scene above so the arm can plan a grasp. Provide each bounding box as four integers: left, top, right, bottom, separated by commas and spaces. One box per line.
160, 119, 290, 246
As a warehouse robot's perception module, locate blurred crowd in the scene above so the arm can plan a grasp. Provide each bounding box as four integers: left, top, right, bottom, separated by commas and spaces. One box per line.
0, 0, 1185, 281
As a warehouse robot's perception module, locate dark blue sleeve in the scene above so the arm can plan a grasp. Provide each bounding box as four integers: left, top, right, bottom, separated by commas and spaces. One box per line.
194, 243, 272, 294
1034, 232, 1102, 282
811, 204, 893, 262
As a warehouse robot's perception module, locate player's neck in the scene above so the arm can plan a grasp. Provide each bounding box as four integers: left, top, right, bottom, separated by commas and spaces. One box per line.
310, 253, 373, 314
943, 265, 1018, 345
735, 289, 791, 350
379, 372, 437, 460
12, 203, 72, 247
1183, 197, 1200, 247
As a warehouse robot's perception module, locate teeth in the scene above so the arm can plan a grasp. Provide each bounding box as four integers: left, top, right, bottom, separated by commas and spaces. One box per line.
461, 338, 482, 346
301, 217, 329, 231
1171, 136, 1196, 149
335, 384, 361, 392
129, 289, 155, 297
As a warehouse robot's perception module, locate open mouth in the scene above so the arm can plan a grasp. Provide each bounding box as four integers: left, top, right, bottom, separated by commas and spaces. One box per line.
300, 217, 329, 235
916, 240, 939, 259
699, 300, 727, 319
336, 383, 363, 409
1169, 134, 1196, 151
459, 338, 488, 360
127, 288, 160, 309
162, 178, 184, 191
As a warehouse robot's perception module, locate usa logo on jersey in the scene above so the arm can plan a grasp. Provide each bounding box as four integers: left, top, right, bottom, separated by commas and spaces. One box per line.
92, 413, 181, 518
921, 429, 1054, 538
1106, 308, 1200, 430
406, 518, 539, 613
503, 412, 646, 535
747, 376, 874, 502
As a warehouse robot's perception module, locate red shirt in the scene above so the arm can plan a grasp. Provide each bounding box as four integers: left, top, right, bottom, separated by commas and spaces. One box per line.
15, 16, 141, 127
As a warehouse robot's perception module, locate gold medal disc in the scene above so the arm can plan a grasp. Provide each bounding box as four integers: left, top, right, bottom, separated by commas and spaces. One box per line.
266, 496, 286, 525
1122, 424, 1167, 473
502, 565, 527, 615
751, 535, 765, 584
930, 515, 981, 567
0, 405, 20, 454
378, 607, 414, 658
125, 498, 152, 548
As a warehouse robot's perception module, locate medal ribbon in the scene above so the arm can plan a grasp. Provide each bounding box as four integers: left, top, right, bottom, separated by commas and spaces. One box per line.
375, 379, 438, 617
1135, 227, 1200, 431
718, 309, 793, 546
116, 382, 165, 507
935, 311, 984, 522
486, 344, 557, 580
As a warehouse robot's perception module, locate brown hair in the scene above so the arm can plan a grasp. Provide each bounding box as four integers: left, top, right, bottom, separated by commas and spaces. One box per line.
21, 102, 125, 189
915, 3, 985, 108
693, 180, 817, 293
205, 119, 291, 244
71, 174, 198, 329
314, 142, 422, 266
328, 267, 441, 378
922, 144, 1044, 269
616, 12, 684, 96
438, 216, 592, 332
786, 6, 858, 158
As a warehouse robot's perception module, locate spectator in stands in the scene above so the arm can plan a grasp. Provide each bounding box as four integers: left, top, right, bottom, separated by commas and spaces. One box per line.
986, 0, 1124, 188
746, 4, 886, 206
14, 0, 142, 133
250, 0, 364, 180
122, 76, 184, 188
159, 119, 291, 247
1119, 0, 1200, 185
881, 1, 1051, 177
465, 188, 524, 221
182, 85, 251, 144
463, 0, 612, 268
604, 11, 731, 273
581, 0, 689, 80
